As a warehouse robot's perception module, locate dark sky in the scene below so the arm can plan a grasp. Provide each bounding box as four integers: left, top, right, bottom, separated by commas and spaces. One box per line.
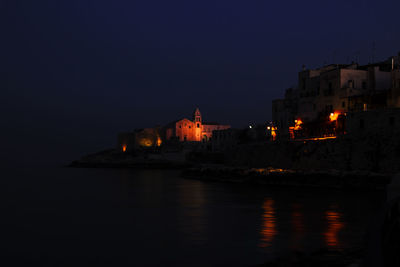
2, 0, 400, 165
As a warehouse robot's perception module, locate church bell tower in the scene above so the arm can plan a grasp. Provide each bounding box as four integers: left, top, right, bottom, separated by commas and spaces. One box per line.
193, 107, 202, 123
193, 107, 202, 141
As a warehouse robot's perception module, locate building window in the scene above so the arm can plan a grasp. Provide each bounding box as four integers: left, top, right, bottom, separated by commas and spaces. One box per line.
179, 125, 181, 128
342, 101, 345, 108
189, 126, 191, 129
197, 123, 200, 128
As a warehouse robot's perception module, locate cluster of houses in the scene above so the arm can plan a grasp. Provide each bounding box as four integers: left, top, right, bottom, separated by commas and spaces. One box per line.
118, 52, 400, 153
272, 53, 400, 140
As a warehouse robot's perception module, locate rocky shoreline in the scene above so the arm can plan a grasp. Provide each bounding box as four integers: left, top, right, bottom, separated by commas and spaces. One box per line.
182, 166, 391, 191
69, 159, 191, 169
68, 149, 192, 169
70, 149, 391, 191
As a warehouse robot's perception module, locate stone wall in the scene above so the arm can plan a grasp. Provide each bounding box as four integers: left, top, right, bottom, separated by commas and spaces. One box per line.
226, 134, 400, 174
346, 108, 400, 136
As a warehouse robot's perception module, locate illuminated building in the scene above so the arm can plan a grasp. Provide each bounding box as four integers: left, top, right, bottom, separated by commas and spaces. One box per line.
164, 107, 230, 142
117, 127, 163, 151
117, 107, 230, 151
272, 52, 400, 140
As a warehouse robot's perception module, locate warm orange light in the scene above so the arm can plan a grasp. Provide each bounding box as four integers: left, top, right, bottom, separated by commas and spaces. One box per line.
300, 136, 337, 141
139, 138, 153, 147
294, 118, 302, 130
289, 119, 303, 139
271, 126, 277, 141
266, 126, 277, 141
329, 112, 340, 121
324, 210, 344, 247
259, 199, 277, 248
122, 144, 127, 152
156, 137, 162, 147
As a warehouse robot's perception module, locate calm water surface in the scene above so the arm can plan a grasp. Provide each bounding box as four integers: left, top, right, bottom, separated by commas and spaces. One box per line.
1, 167, 384, 266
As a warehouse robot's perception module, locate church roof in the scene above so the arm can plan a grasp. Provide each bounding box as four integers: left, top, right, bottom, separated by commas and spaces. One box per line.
164, 118, 193, 128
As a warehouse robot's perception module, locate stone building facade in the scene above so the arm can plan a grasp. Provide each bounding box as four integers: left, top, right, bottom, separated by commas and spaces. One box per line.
117, 127, 162, 152
164, 108, 230, 142
273, 53, 400, 139
117, 107, 230, 151
346, 108, 400, 136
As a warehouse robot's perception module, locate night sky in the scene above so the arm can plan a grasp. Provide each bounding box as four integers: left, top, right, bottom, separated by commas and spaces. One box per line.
2, 0, 400, 166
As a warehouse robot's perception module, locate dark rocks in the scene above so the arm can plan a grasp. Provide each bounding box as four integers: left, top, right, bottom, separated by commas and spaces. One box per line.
182, 167, 391, 190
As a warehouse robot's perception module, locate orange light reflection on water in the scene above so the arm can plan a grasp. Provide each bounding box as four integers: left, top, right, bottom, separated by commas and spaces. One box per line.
259, 199, 278, 248
324, 210, 344, 248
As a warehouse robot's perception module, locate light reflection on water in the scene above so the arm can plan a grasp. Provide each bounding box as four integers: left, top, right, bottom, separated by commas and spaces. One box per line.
259, 198, 277, 248
3, 168, 384, 266
324, 208, 344, 248
258, 197, 349, 252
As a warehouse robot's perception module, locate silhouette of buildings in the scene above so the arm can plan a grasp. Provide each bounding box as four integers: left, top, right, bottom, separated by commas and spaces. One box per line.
272, 53, 400, 139
164, 107, 230, 142
117, 107, 230, 151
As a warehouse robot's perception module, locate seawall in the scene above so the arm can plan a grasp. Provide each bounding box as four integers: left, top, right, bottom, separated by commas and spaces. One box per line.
225, 134, 400, 174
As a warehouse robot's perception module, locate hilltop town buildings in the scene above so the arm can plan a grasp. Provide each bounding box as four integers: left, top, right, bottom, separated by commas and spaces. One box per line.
117, 52, 400, 154
117, 108, 230, 151
272, 53, 400, 139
